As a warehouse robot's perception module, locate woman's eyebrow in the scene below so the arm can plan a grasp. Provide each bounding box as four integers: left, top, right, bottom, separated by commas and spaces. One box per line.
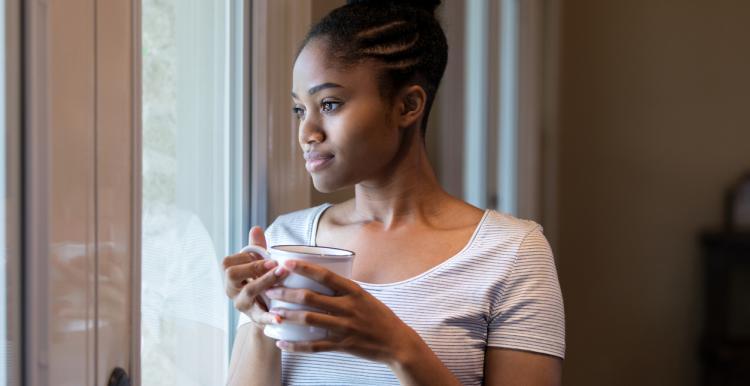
291, 82, 344, 98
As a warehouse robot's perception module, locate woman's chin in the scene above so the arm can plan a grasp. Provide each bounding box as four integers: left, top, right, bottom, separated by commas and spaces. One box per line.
311, 175, 349, 194
311, 177, 335, 194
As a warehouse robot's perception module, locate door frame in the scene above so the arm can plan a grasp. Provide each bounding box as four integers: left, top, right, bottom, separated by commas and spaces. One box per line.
23, 0, 140, 384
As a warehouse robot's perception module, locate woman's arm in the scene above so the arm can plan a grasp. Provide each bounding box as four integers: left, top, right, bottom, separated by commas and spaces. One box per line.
483, 348, 562, 386
223, 227, 288, 386
226, 323, 281, 386
482, 226, 565, 385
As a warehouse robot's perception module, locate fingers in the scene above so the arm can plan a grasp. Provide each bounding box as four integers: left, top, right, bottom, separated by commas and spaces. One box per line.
283, 260, 358, 295
223, 225, 267, 270
222, 250, 263, 270
249, 226, 267, 249
276, 339, 337, 353
265, 287, 351, 315
240, 266, 289, 300
270, 308, 350, 334
234, 267, 283, 312
225, 226, 267, 268
231, 262, 288, 311
224, 260, 278, 300
226, 259, 274, 283
253, 309, 283, 326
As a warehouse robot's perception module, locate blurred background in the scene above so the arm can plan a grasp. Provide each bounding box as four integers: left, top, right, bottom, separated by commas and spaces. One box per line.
312, 1, 750, 385
551, 2, 749, 385
4, 0, 750, 385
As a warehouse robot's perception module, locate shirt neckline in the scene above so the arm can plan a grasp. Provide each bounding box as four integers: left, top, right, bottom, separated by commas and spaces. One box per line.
309, 203, 491, 288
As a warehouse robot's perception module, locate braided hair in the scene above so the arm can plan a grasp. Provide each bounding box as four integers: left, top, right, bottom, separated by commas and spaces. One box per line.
299, 0, 448, 134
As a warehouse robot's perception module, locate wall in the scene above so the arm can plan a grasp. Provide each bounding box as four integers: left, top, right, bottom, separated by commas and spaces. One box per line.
557, 1, 750, 385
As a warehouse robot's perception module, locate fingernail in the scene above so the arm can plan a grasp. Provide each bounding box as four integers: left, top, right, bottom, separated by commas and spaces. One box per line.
284, 260, 296, 269
276, 341, 289, 350
271, 314, 282, 324
270, 308, 285, 317
264, 260, 278, 269
265, 288, 280, 298
274, 267, 287, 276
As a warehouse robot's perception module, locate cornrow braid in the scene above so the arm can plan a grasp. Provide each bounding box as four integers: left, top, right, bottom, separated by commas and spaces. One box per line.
300, 0, 448, 134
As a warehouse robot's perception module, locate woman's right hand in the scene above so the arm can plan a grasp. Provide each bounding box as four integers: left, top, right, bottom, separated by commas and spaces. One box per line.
222, 226, 289, 328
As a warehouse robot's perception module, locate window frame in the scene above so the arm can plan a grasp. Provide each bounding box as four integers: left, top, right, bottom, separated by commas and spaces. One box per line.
131, 0, 142, 383
23, 0, 138, 384
227, 0, 251, 354
4, 0, 22, 384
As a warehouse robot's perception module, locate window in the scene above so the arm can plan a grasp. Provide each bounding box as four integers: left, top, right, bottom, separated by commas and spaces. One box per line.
141, 0, 246, 384
431, 0, 550, 222
462, 0, 521, 214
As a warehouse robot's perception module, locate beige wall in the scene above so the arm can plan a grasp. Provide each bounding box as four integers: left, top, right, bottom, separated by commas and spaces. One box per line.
557, 1, 750, 385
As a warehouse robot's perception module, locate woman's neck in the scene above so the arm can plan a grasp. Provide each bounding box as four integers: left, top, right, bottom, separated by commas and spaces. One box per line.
349, 131, 450, 229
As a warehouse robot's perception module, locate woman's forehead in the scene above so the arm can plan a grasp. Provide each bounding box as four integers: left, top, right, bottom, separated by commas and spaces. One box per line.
293, 42, 338, 83
293, 42, 378, 96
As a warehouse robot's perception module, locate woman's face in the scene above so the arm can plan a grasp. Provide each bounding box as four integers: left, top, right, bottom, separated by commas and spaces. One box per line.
292, 39, 403, 193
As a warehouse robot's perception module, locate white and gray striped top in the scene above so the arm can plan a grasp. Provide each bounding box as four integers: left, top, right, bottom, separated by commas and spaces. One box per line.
238, 203, 565, 386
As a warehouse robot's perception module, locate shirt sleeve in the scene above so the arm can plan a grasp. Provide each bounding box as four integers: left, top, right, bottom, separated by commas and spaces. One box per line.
487, 225, 566, 359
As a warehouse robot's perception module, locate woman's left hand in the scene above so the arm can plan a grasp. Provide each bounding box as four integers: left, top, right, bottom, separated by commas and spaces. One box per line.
263, 260, 422, 366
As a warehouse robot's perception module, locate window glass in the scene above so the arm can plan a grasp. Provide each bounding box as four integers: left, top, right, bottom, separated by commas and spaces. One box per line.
141, 0, 236, 384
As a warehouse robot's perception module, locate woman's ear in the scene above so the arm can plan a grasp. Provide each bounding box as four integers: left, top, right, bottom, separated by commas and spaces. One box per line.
396, 85, 427, 129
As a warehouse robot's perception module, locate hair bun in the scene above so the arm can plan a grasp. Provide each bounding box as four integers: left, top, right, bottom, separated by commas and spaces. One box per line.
346, 0, 441, 16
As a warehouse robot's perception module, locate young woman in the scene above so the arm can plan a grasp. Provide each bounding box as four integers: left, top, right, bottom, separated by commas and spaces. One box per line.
222, 1, 564, 385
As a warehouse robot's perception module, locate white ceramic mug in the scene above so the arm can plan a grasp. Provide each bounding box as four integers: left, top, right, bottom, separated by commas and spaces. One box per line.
240, 244, 355, 341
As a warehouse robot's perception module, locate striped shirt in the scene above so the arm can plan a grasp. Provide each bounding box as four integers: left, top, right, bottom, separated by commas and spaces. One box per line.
238, 203, 565, 385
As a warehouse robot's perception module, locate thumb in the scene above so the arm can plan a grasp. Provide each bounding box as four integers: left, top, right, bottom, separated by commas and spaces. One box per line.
249, 226, 267, 249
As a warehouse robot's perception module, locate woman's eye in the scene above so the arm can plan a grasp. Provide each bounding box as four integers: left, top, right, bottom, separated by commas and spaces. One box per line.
321, 101, 341, 113
292, 106, 305, 120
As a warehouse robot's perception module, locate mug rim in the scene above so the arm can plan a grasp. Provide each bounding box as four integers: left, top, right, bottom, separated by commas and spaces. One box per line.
269, 244, 355, 258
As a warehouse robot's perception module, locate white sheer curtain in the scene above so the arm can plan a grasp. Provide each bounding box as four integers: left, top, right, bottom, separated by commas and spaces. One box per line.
141, 0, 238, 384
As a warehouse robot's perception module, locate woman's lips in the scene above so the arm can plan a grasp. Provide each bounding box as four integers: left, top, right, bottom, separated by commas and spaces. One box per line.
304, 152, 334, 173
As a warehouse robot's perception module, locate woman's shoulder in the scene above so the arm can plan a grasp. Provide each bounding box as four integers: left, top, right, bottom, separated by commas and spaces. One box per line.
266, 203, 332, 245
271, 203, 332, 225
470, 209, 548, 253
483, 210, 542, 233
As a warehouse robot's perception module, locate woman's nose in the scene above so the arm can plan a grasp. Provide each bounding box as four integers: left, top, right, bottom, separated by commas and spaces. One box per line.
299, 117, 326, 145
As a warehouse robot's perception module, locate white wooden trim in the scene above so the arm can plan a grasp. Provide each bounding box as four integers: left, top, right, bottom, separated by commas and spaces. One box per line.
227, 0, 250, 357
485, 0, 501, 210
249, 0, 268, 229
464, 0, 490, 208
